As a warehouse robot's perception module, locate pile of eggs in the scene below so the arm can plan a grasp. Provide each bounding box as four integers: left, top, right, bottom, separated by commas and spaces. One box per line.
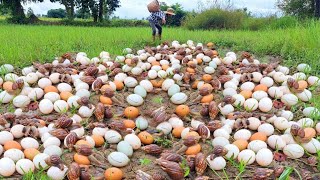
0, 39, 319, 179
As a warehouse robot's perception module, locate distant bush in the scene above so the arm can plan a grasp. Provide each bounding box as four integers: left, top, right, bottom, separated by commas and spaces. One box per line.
183, 9, 246, 30
47, 9, 66, 18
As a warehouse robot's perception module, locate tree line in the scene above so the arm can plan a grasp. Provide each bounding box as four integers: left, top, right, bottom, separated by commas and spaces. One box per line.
0, 0, 319, 24
0, 0, 120, 23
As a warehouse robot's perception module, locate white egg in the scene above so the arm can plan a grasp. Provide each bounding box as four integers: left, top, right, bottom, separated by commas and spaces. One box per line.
218, 104, 234, 116
223, 88, 237, 97
92, 127, 108, 137
168, 84, 180, 97
268, 86, 283, 98
297, 118, 314, 127
44, 92, 60, 103
302, 138, 320, 154
258, 123, 274, 136
44, 145, 62, 156
162, 79, 175, 91
224, 144, 240, 159
240, 82, 255, 91
170, 93, 187, 104
296, 89, 312, 102
283, 144, 304, 159
307, 76, 320, 86
273, 72, 287, 83
78, 106, 94, 118
247, 117, 261, 130
0, 91, 14, 103
207, 156, 226, 170
0, 157, 15, 176
256, 148, 273, 166
258, 97, 273, 112
244, 98, 259, 111
238, 149, 255, 165
234, 129, 251, 141
39, 99, 54, 114
232, 94, 245, 106
281, 94, 298, 106
38, 78, 52, 89
76, 89, 90, 98
4, 149, 24, 162
0, 131, 13, 145
224, 81, 237, 90
28, 88, 44, 101
108, 152, 130, 167
134, 85, 147, 98
33, 153, 49, 169
140, 80, 153, 92
214, 129, 230, 139
124, 77, 138, 88
104, 130, 122, 144
168, 117, 184, 128
47, 165, 68, 180
135, 116, 149, 130
21, 137, 39, 149
274, 117, 289, 130
53, 100, 69, 113
124, 134, 141, 150
252, 91, 268, 101
25, 72, 38, 84
303, 107, 320, 117
267, 135, 286, 150
212, 137, 230, 147
260, 77, 274, 87
117, 141, 133, 157
156, 122, 173, 135
13, 95, 31, 108
248, 140, 267, 153
126, 94, 144, 106
57, 83, 72, 92
44, 137, 61, 148
15, 159, 34, 175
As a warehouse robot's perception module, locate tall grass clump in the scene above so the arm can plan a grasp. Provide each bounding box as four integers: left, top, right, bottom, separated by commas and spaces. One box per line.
183, 9, 246, 30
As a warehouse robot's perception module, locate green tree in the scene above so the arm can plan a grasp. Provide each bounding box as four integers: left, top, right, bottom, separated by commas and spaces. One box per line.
26, 7, 34, 17
50, 0, 76, 20
47, 8, 66, 18
160, 3, 187, 26
79, 0, 120, 22
277, 0, 320, 18
0, 0, 44, 23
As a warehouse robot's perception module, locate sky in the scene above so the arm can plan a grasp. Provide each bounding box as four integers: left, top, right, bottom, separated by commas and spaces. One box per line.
23, 0, 280, 19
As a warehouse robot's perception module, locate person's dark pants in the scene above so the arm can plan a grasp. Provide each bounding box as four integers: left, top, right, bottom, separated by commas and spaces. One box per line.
149, 19, 162, 36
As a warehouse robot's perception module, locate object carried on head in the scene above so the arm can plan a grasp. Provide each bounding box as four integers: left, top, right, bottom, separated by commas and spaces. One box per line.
147, 0, 160, 12
164, 8, 176, 15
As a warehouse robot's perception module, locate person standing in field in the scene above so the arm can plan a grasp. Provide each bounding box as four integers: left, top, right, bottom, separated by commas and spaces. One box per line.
147, 7, 175, 42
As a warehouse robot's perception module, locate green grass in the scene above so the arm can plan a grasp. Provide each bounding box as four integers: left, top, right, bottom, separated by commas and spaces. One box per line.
0, 21, 320, 72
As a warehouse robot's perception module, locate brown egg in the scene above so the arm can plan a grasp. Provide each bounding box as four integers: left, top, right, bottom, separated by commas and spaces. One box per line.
24, 148, 40, 160
240, 90, 252, 99
44, 86, 59, 93
138, 131, 154, 145
91, 135, 105, 147
302, 128, 316, 141
3, 81, 13, 93
250, 132, 267, 142
298, 80, 308, 91
201, 94, 214, 103
172, 127, 185, 138
254, 84, 268, 92
4, 140, 22, 150
150, 79, 164, 88
100, 95, 113, 105
123, 119, 136, 129
233, 139, 248, 151
74, 153, 90, 165
60, 91, 73, 101
185, 144, 201, 155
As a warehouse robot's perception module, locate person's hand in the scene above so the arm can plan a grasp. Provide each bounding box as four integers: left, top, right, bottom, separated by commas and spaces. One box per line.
162, 19, 166, 24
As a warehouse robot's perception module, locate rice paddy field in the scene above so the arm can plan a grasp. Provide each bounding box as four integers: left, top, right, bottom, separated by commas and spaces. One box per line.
0, 21, 320, 72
